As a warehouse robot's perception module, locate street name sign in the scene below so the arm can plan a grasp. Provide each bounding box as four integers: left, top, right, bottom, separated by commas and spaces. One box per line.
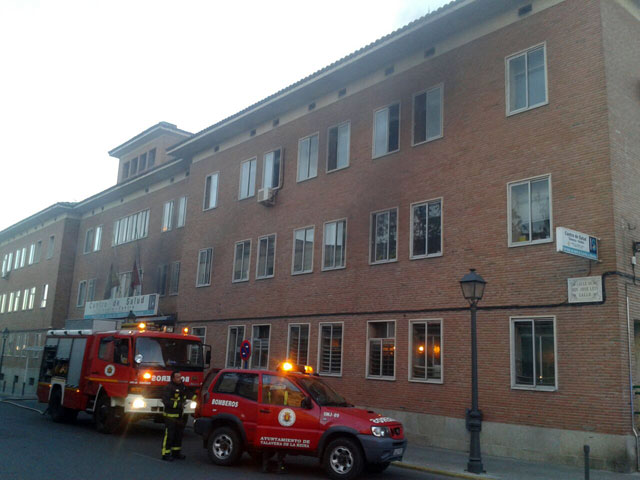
556, 227, 598, 261
84, 294, 159, 319
567, 276, 603, 303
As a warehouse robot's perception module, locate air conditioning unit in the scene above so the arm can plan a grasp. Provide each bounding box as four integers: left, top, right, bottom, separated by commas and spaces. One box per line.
257, 187, 275, 206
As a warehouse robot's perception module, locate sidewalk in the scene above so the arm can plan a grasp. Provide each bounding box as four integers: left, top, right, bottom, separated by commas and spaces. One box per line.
395, 443, 640, 480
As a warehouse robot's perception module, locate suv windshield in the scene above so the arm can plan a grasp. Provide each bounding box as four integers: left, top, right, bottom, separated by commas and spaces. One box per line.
296, 376, 351, 407
135, 337, 203, 371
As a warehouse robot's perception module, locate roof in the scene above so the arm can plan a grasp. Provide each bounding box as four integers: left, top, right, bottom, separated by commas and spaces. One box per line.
0, 201, 76, 244
108, 121, 192, 158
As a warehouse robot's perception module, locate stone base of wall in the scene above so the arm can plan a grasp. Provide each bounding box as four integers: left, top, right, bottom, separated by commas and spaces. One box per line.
372, 407, 637, 473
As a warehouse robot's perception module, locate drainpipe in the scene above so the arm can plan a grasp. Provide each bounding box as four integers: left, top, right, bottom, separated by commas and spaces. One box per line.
626, 292, 640, 471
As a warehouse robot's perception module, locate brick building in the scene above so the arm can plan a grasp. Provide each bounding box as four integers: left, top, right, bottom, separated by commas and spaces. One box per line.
0, 0, 639, 472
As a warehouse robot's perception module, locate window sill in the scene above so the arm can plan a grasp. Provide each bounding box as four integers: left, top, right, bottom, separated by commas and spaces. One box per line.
412, 134, 443, 147
369, 258, 398, 266
408, 378, 443, 385
506, 100, 549, 117
256, 275, 275, 281
318, 372, 342, 378
296, 175, 318, 184
203, 206, 218, 212
321, 265, 346, 272
238, 195, 255, 202
366, 376, 396, 382
410, 252, 443, 261
292, 270, 313, 276
326, 164, 350, 175
508, 237, 553, 248
372, 149, 400, 161
232, 278, 249, 284
196, 283, 211, 288
511, 384, 557, 392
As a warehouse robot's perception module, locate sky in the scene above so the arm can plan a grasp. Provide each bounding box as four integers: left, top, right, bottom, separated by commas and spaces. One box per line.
0, 0, 451, 231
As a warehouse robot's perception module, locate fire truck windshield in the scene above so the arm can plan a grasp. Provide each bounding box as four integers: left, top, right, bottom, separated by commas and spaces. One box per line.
296, 376, 352, 407
135, 337, 203, 371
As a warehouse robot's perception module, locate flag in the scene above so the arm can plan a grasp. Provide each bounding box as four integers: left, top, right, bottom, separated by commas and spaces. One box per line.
104, 264, 119, 299
131, 259, 141, 296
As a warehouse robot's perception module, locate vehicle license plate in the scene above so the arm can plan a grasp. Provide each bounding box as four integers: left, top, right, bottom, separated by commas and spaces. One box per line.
393, 448, 403, 456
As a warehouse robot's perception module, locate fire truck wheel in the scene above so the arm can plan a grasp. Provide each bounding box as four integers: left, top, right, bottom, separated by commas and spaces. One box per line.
94, 393, 121, 434
323, 437, 364, 480
48, 388, 65, 423
207, 426, 242, 466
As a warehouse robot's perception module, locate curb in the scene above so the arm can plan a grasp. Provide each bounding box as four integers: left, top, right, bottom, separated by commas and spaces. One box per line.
393, 461, 499, 480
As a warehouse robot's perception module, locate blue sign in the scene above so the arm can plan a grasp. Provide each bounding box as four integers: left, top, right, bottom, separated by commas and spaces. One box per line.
556, 227, 598, 261
240, 340, 251, 360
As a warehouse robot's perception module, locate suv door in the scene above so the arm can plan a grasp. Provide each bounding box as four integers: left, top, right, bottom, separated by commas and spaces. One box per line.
256, 374, 322, 452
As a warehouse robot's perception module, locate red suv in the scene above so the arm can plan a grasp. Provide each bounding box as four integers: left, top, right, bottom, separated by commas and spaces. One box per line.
194, 365, 407, 479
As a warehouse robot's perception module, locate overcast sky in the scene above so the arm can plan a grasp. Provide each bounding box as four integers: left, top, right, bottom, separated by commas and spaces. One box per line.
0, 0, 450, 231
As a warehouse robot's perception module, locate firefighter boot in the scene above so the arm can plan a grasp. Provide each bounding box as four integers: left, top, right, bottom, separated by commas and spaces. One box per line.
172, 452, 186, 460
162, 455, 174, 462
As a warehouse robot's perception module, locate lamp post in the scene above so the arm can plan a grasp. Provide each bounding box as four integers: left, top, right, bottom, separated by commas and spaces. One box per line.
460, 269, 487, 475
0, 328, 9, 387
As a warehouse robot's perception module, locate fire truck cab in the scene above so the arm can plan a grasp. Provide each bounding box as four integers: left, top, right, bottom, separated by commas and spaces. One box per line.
37, 324, 209, 433
194, 363, 406, 480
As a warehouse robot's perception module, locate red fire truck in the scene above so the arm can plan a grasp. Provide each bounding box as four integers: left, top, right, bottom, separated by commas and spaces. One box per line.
37, 323, 210, 433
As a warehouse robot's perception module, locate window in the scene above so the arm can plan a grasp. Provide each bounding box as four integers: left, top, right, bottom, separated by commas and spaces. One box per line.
40, 284, 48, 308
130, 157, 138, 176
297, 133, 318, 182
226, 326, 245, 368
0, 294, 5, 314
156, 264, 169, 296
148, 148, 156, 168
87, 279, 96, 303
19, 247, 26, 268
28, 243, 36, 265
370, 208, 398, 264
191, 326, 206, 344
139, 152, 147, 171
367, 321, 395, 379
239, 158, 257, 200
508, 176, 551, 246
292, 227, 314, 274
262, 149, 282, 189
94, 226, 102, 251
373, 103, 400, 158
287, 324, 309, 365
251, 325, 270, 370
2, 254, 8, 276
233, 240, 251, 283
122, 162, 130, 179
169, 262, 180, 295
411, 199, 442, 259
262, 374, 305, 408
14, 249, 20, 269
410, 320, 442, 382
323, 219, 346, 270
318, 323, 343, 376
8, 292, 14, 313
162, 201, 174, 232
256, 234, 276, 279
7, 252, 12, 272
77, 281, 87, 307
214, 372, 258, 401
204, 172, 219, 210
506, 44, 547, 115
14, 290, 21, 311
413, 84, 443, 144
511, 317, 556, 389
112, 210, 149, 246
22, 288, 29, 311
34, 241, 42, 263
117, 272, 132, 298
176, 197, 187, 228
196, 248, 213, 287
84, 229, 95, 254
327, 122, 350, 172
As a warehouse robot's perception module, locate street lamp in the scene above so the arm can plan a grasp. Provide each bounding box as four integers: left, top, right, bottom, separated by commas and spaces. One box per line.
0, 328, 9, 386
460, 269, 487, 475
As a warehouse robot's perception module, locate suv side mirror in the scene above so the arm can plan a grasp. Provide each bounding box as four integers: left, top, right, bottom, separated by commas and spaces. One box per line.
301, 396, 313, 410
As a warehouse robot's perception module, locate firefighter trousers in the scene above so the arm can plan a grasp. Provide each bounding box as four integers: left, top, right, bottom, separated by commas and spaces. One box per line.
162, 414, 185, 457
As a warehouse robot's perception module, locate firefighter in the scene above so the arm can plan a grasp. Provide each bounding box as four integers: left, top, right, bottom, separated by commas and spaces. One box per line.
161, 371, 193, 461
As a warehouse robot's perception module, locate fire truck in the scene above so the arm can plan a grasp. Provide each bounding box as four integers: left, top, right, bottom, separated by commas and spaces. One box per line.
36, 322, 210, 433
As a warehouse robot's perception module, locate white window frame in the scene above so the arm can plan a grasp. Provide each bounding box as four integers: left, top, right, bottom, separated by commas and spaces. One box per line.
191, 326, 207, 344
251, 323, 271, 370
509, 316, 558, 391
326, 121, 350, 173
409, 198, 443, 260
408, 318, 444, 384
162, 200, 174, 232
507, 174, 553, 247
196, 248, 213, 287
317, 322, 344, 377
505, 43, 549, 116
77, 280, 87, 308
411, 83, 444, 146
297, 133, 319, 183
291, 226, 314, 275
22, 288, 29, 310
225, 325, 246, 368
366, 320, 396, 381
20, 247, 26, 268
369, 207, 399, 265
238, 157, 257, 200
83, 228, 94, 254
262, 148, 283, 190
256, 233, 277, 280
86, 279, 96, 303
232, 239, 252, 283
94, 226, 103, 251
46, 235, 55, 259
28, 243, 36, 265
322, 218, 347, 271
40, 284, 48, 308
203, 171, 220, 211
286, 323, 311, 365
176, 196, 187, 228
169, 261, 180, 295
372, 101, 401, 159
112, 210, 149, 246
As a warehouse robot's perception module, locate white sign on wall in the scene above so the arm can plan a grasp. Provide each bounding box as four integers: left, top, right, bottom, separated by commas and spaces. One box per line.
84, 294, 158, 319
567, 276, 603, 304
556, 227, 598, 261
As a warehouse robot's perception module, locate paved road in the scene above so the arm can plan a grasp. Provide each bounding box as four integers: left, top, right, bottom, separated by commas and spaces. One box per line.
0, 400, 449, 480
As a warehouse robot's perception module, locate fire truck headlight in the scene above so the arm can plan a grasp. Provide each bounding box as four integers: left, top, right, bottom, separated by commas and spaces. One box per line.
132, 398, 146, 409
189, 401, 197, 409
371, 426, 391, 437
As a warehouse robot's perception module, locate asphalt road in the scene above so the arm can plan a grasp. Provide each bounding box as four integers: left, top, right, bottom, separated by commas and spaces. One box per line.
0, 400, 449, 480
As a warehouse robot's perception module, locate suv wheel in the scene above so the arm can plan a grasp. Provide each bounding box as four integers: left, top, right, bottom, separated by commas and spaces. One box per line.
207, 426, 241, 466
323, 437, 364, 480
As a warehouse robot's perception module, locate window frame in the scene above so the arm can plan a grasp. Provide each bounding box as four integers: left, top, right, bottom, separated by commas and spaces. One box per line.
256, 233, 277, 280
369, 207, 399, 265
169, 261, 180, 296
286, 323, 311, 366
203, 171, 220, 211
93, 226, 102, 252
250, 323, 271, 370
238, 157, 257, 200
372, 101, 401, 159
262, 147, 283, 190
162, 200, 174, 232
76, 280, 87, 308
83, 228, 95, 255
411, 83, 444, 146
296, 132, 320, 183
366, 320, 397, 381
317, 321, 344, 377
509, 315, 558, 391
507, 174, 553, 247
225, 325, 246, 368
326, 121, 351, 173
112, 210, 149, 246
176, 196, 187, 228
409, 197, 444, 260
408, 318, 444, 384
321, 218, 347, 271
291, 226, 315, 275
46, 236, 55, 259
232, 239, 252, 283
505, 42, 549, 116
196, 248, 213, 287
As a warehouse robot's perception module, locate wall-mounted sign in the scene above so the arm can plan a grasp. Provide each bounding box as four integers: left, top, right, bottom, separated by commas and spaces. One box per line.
84, 294, 158, 319
556, 227, 598, 261
567, 276, 603, 303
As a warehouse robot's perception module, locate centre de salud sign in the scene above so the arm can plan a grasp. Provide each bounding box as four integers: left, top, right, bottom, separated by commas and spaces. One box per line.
84, 293, 159, 319
556, 227, 598, 261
